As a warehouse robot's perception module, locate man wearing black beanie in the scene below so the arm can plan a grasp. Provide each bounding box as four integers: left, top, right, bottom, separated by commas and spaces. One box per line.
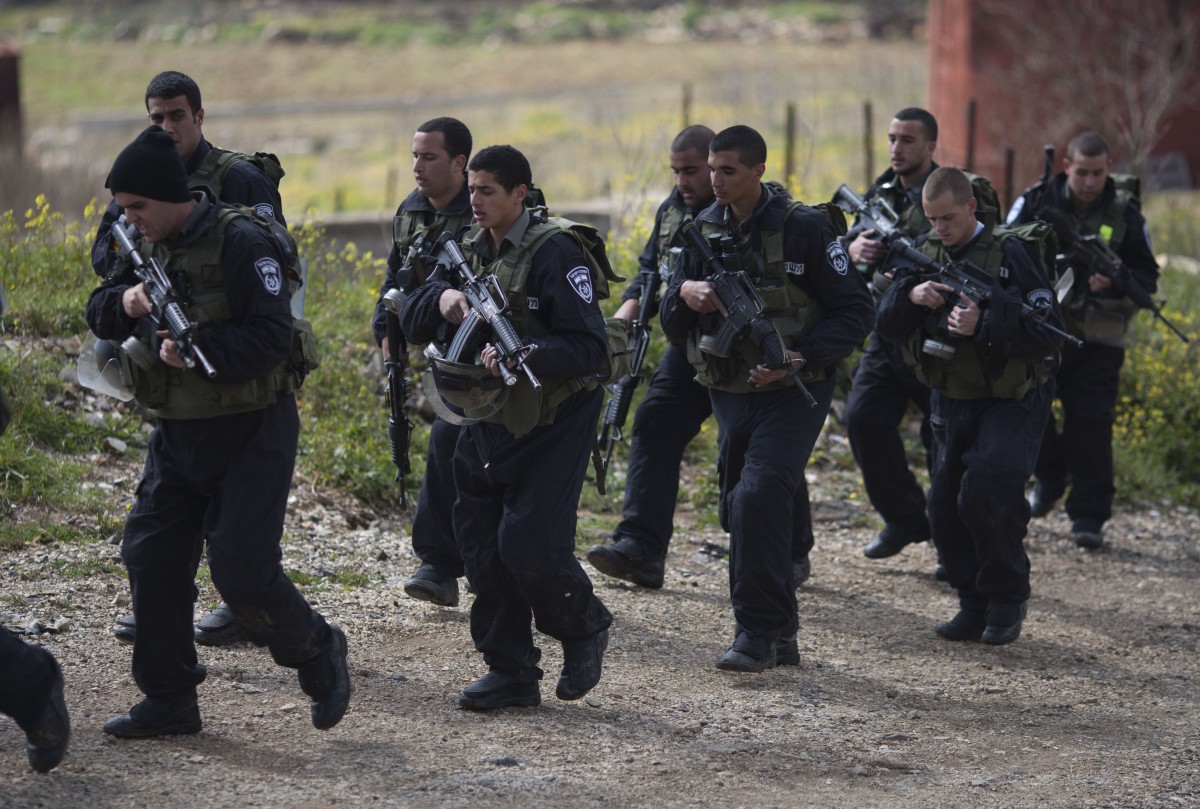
106, 125, 193, 205
85, 127, 350, 738
92, 70, 287, 648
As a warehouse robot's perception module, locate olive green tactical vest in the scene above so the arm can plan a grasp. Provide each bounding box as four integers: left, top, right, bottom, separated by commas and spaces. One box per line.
656, 203, 691, 274
392, 208, 476, 289
1060, 180, 1138, 345
190, 147, 285, 198
900, 224, 1048, 400
685, 201, 826, 393
869, 172, 999, 295
466, 217, 616, 437
123, 206, 308, 419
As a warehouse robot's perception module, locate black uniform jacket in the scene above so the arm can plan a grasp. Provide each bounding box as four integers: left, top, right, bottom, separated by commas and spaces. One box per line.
86, 192, 293, 385
399, 209, 608, 382
659, 185, 875, 375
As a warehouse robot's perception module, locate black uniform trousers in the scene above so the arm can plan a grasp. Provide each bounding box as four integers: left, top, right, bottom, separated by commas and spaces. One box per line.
123, 397, 332, 698
454, 388, 612, 673
411, 417, 464, 578
711, 376, 836, 639
844, 333, 933, 527
614, 343, 814, 561
0, 632, 56, 730
1034, 342, 1124, 528
929, 382, 1052, 610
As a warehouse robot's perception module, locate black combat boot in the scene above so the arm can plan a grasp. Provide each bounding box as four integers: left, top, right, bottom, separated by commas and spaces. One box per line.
299, 624, 351, 730
104, 691, 202, 738
586, 536, 665, 589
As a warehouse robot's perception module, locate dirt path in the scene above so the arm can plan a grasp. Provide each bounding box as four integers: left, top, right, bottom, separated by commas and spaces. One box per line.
2, 473, 1198, 808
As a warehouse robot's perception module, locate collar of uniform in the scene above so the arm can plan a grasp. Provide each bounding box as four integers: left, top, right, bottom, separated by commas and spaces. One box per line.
1055, 172, 1117, 218
165, 190, 215, 249
699, 184, 773, 231
878, 161, 937, 210
666, 186, 700, 215
744, 185, 788, 231
469, 208, 531, 261
946, 220, 987, 259
399, 177, 472, 216
184, 138, 213, 176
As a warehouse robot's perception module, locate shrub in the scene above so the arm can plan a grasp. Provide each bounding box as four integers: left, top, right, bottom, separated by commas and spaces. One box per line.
0, 195, 99, 337
1113, 267, 1200, 505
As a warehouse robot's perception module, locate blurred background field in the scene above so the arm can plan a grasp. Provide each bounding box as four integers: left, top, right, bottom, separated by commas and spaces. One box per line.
1, 0, 1197, 546
4, 4, 926, 228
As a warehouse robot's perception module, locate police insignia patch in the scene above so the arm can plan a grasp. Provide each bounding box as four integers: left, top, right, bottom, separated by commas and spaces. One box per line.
254, 203, 276, 221
785, 262, 805, 276
826, 242, 850, 276
567, 266, 593, 303
528, 297, 539, 311
255, 257, 283, 296
1027, 288, 1054, 309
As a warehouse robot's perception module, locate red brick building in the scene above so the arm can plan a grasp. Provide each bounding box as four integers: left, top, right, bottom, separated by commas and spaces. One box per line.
927, 0, 1200, 206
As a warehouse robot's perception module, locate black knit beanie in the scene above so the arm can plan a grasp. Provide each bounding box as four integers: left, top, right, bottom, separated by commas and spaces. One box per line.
106, 125, 192, 203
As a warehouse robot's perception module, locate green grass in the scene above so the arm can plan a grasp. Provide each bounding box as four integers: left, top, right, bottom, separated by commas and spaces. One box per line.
46, 557, 125, 578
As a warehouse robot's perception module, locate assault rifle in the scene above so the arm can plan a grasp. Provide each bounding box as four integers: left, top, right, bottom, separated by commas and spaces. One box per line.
592, 257, 666, 495
832, 183, 905, 246
678, 222, 817, 407
380, 291, 414, 510
887, 239, 1082, 355
430, 232, 541, 389
111, 215, 217, 378
1039, 208, 1190, 344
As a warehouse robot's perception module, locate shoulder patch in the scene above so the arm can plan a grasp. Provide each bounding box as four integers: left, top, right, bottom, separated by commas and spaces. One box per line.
254, 203, 276, 221
1027, 288, 1054, 309
255, 257, 283, 296
566, 265, 594, 303
825, 242, 850, 276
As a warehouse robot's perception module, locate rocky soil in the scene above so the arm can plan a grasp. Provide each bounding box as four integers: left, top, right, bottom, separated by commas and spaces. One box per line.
2, 451, 1198, 809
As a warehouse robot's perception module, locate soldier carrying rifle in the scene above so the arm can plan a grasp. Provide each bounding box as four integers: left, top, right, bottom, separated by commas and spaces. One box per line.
835, 107, 1000, 572
1007, 131, 1163, 550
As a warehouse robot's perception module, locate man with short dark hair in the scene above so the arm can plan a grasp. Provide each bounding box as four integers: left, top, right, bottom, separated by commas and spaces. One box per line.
87, 126, 349, 737
660, 125, 874, 672
371, 116, 476, 608
586, 125, 819, 591
1007, 131, 1159, 549
399, 144, 613, 710
877, 167, 1065, 645
91, 70, 287, 647
841, 107, 939, 562
841, 107, 1000, 567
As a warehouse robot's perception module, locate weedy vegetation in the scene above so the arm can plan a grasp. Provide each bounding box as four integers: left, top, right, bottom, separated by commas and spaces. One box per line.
1, 1, 1196, 561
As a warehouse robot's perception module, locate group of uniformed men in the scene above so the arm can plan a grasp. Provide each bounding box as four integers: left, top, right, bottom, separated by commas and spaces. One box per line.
0, 69, 1160, 766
